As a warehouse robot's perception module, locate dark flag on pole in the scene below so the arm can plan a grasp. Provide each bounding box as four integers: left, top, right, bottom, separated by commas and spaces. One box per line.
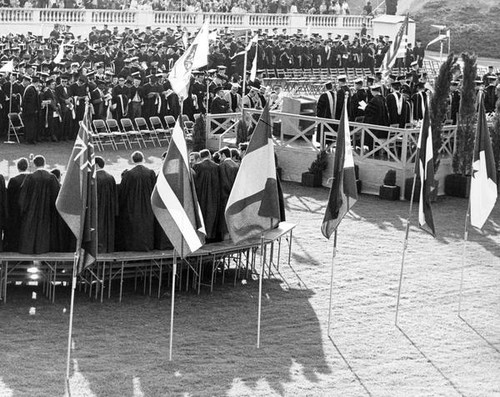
56, 105, 98, 273
470, 91, 498, 229
416, 106, 436, 236
321, 94, 358, 239
379, 14, 409, 72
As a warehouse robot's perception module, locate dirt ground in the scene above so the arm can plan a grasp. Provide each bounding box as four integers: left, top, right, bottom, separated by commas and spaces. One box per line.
0, 141, 499, 397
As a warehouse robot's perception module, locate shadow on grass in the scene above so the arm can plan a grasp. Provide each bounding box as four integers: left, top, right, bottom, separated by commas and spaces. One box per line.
0, 279, 331, 396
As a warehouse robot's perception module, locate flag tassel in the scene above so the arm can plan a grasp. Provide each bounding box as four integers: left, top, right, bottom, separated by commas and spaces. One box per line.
395, 161, 419, 326
257, 234, 265, 348
326, 229, 338, 337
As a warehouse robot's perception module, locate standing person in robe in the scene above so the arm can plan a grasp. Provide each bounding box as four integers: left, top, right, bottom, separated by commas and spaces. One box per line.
193, 149, 221, 243
95, 156, 118, 253
0, 174, 6, 251
5, 158, 29, 252
18, 155, 60, 254
21, 75, 41, 144
363, 84, 390, 151
50, 169, 75, 252
218, 147, 239, 239
117, 151, 156, 251
316, 81, 337, 145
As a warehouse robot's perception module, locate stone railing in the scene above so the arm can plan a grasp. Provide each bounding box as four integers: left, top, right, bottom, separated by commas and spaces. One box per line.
0, 8, 372, 37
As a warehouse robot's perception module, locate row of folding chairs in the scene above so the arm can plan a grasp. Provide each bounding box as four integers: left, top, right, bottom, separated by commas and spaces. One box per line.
90, 115, 195, 151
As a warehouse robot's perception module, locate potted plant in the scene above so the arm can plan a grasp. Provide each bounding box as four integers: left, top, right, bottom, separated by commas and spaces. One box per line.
302, 150, 328, 187
445, 52, 477, 198
379, 169, 400, 200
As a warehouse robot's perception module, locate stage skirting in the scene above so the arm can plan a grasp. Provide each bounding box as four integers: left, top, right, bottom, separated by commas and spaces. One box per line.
0, 222, 296, 304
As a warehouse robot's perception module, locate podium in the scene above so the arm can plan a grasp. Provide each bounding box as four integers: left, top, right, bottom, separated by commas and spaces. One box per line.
280, 96, 316, 138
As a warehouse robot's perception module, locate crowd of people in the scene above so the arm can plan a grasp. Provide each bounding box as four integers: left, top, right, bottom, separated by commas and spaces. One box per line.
0, 145, 286, 254
6, 0, 358, 15
0, 23, 431, 143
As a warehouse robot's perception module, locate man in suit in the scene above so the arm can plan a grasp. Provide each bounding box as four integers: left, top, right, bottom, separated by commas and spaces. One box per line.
21, 75, 41, 144
449, 81, 461, 125
117, 151, 156, 251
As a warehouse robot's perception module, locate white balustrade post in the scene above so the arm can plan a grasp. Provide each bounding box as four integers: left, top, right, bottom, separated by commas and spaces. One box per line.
84, 9, 93, 25
289, 13, 305, 34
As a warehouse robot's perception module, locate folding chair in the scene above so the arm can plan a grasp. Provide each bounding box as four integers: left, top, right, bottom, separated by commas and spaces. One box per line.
135, 117, 160, 147
184, 120, 194, 136
120, 118, 145, 148
164, 115, 176, 130
7, 113, 24, 143
80, 120, 103, 151
105, 119, 130, 149
149, 116, 171, 145
92, 119, 117, 150
181, 114, 190, 124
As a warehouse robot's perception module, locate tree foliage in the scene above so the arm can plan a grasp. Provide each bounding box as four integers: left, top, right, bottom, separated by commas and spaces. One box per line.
192, 114, 206, 152
452, 52, 477, 176
430, 52, 457, 173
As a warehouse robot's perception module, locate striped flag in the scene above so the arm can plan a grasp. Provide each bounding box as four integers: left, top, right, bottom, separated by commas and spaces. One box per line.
0, 60, 14, 74
53, 43, 65, 64
56, 105, 97, 273
321, 94, 358, 238
470, 91, 498, 229
416, 105, 436, 236
169, 20, 209, 100
379, 15, 409, 73
151, 118, 205, 258
225, 104, 281, 243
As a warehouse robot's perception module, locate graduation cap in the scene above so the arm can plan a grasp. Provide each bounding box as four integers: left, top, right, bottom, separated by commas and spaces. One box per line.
46, 78, 55, 85
71, 62, 79, 68
450, 81, 459, 87
87, 70, 96, 78
370, 84, 382, 92
410, 61, 418, 67
129, 56, 139, 62
131, 71, 141, 80
324, 81, 333, 90
337, 74, 347, 82
354, 77, 363, 84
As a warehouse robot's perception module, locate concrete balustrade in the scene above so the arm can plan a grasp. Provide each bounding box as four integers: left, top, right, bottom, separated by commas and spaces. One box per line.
0, 8, 372, 37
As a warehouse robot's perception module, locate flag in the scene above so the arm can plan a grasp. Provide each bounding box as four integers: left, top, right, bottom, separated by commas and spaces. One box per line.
379, 14, 409, 72
151, 118, 205, 258
426, 30, 450, 48
250, 43, 258, 82
470, 92, 498, 229
0, 60, 14, 74
56, 105, 97, 273
225, 104, 281, 243
321, 94, 358, 239
53, 43, 65, 64
231, 34, 259, 60
416, 105, 436, 236
168, 20, 209, 99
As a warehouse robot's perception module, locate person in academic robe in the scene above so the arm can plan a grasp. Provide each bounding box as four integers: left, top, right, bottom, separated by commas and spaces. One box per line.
41, 78, 60, 142
4, 158, 29, 252
21, 75, 41, 144
0, 174, 6, 251
111, 75, 130, 122
116, 151, 156, 251
386, 81, 408, 128
224, 83, 242, 113
217, 147, 239, 239
411, 82, 428, 121
70, 75, 89, 139
55, 74, 73, 141
210, 86, 230, 133
193, 149, 221, 243
95, 156, 118, 253
484, 76, 498, 113
335, 75, 352, 120
363, 84, 390, 150
350, 78, 367, 122
316, 81, 337, 144
17, 155, 60, 254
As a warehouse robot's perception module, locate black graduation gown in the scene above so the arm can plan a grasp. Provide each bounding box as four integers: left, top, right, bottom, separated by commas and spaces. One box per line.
218, 159, 239, 237
193, 159, 221, 241
96, 170, 118, 253
18, 170, 60, 254
363, 95, 390, 148
117, 165, 156, 251
5, 173, 27, 252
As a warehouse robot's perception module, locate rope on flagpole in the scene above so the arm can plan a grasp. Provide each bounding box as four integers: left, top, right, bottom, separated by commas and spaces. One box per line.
394, 148, 420, 326
458, 201, 471, 317
326, 229, 338, 337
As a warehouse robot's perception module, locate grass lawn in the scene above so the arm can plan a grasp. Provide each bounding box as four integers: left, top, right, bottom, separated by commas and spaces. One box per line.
0, 141, 499, 396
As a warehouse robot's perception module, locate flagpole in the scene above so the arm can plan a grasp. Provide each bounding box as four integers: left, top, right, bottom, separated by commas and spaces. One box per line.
169, 249, 177, 361
242, 30, 249, 98
394, 153, 419, 326
65, 249, 80, 394
257, 234, 264, 348
458, 201, 471, 317
327, 229, 338, 337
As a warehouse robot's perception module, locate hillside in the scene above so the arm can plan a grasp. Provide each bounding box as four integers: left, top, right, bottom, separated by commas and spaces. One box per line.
401, 0, 500, 58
